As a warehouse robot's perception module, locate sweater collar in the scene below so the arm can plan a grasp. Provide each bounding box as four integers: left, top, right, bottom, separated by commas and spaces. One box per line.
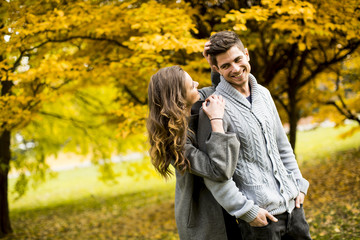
216, 73, 260, 109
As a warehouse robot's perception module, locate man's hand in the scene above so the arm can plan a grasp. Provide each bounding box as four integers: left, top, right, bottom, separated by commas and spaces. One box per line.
295, 192, 305, 208
202, 41, 215, 69
249, 208, 278, 227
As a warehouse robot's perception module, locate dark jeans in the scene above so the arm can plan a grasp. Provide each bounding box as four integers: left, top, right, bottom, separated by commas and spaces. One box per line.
237, 205, 312, 240
222, 208, 242, 240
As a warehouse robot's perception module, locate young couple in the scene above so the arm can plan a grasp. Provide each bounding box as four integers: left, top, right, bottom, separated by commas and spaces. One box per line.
147, 31, 312, 240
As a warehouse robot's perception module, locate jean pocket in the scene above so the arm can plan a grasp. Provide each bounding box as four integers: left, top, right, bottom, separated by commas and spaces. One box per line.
252, 222, 270, 229
252, 221, 272, 239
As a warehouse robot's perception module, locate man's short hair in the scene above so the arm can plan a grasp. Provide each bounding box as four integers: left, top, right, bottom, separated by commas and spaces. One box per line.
207, 31, 245, 67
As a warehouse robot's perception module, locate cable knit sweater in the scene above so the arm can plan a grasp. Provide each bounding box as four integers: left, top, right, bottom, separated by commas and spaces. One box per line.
197, 74, 309, 223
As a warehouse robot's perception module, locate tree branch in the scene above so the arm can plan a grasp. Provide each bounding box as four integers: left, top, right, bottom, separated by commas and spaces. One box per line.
123, 85, 147, 105
298, 41, 360, 89
272, 94, 289, 115
24, 35, 129, 53
39, 111, 105, 129
326, 99, 360, 124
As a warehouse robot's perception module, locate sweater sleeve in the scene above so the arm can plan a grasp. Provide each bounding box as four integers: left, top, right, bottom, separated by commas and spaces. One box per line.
185, 132, 240, 181
203, 178, 259, 223
267, 90, 310, 195
196, 107, 259, 222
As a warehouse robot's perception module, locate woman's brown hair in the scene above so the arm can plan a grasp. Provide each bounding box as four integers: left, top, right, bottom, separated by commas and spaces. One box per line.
147, 66, 191, 179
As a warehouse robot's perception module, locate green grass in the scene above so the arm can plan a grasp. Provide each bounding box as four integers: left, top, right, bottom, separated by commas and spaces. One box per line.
295, 123, 360, 163
9, 160, 176, 211
7, 161, 178, 239
5, 124, 360, 239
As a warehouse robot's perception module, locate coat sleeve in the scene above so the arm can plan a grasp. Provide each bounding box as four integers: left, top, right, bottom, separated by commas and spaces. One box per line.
185, 131, 240, 181
267, 90, 310, 195
196, 107, 242, 179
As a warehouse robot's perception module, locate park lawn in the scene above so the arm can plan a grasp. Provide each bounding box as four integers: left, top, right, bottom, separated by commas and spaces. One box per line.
7, 167, 178, 240
4, 124, 360, 239
295, 123, 360, 162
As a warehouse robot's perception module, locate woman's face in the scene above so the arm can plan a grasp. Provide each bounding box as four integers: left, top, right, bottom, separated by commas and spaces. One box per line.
184, 72, 200, 106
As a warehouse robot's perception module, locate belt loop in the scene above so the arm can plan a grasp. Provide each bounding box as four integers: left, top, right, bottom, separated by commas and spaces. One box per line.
286, 211, 291, 230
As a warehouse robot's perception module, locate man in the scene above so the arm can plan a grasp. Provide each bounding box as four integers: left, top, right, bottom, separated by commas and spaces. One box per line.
197, 31, 312, 239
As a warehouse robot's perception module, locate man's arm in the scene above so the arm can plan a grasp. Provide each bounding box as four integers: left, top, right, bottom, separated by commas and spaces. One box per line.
267, 90, 310, 195
198, 103, 280, 225
196, 107, 256, 218
204, 178, 278, 226
203, 178, 259, 222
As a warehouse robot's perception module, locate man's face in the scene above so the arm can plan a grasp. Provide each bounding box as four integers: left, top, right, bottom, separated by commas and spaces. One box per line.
213, 45, 251, 90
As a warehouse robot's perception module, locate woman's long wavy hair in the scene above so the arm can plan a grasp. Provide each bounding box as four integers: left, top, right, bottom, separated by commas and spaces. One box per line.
147, 66, 191, 179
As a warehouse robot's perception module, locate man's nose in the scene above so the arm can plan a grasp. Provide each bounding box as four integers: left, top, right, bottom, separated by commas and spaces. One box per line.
232, 63, 241, 72
194, 81, 199, 88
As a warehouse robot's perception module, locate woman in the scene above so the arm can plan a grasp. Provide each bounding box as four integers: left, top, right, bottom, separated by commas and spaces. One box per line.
147, 65, 241, 240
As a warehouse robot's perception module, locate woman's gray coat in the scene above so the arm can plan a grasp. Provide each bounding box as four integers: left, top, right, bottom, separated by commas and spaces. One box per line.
173, 102, 240, 240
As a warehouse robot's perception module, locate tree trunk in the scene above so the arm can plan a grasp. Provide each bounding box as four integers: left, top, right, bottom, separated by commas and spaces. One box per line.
288, 104, 298, 151
287, 87, 299, 151
0, 56, 14, 237
0, 130, 12, 237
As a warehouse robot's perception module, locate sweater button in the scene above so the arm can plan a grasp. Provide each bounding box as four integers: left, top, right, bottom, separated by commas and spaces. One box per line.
281, 189, 284, 194
274, 170, 278, 175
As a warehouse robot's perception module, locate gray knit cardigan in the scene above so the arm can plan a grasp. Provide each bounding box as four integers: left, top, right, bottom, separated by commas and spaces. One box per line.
197, 74, 310, 223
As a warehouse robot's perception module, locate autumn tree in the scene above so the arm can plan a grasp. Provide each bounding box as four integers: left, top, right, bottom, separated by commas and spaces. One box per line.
312, 54, 360, 136
0, 0, 205, 236
183, 0, 260, 38
221, 0, 360, 148
170, 0, 360, 148
2, 0, 360, 237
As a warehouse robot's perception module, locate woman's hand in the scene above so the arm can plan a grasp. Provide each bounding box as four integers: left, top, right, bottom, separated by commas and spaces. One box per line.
202, 95, 225, 120
202, 95, 225, 133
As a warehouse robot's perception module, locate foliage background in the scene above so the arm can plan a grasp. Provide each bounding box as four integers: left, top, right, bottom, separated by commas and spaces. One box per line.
1, 0, 360, 239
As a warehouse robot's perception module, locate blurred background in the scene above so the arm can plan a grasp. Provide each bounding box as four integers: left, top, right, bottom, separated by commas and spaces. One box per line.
1, 0, 359, 239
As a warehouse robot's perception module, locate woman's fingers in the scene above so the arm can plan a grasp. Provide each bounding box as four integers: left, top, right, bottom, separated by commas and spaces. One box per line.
207, 95, 225, 105
202, 95, 225, 120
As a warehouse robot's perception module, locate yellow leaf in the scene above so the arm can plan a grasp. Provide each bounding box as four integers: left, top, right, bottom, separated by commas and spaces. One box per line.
298, 42, 306, 51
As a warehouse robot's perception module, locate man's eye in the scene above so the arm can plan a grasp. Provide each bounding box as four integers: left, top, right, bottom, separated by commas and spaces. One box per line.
235, 57, 242, 62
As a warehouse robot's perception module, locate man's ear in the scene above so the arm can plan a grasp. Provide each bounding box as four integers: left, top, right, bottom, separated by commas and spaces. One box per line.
212, 65, 220, 73
244, 48, 250, 61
